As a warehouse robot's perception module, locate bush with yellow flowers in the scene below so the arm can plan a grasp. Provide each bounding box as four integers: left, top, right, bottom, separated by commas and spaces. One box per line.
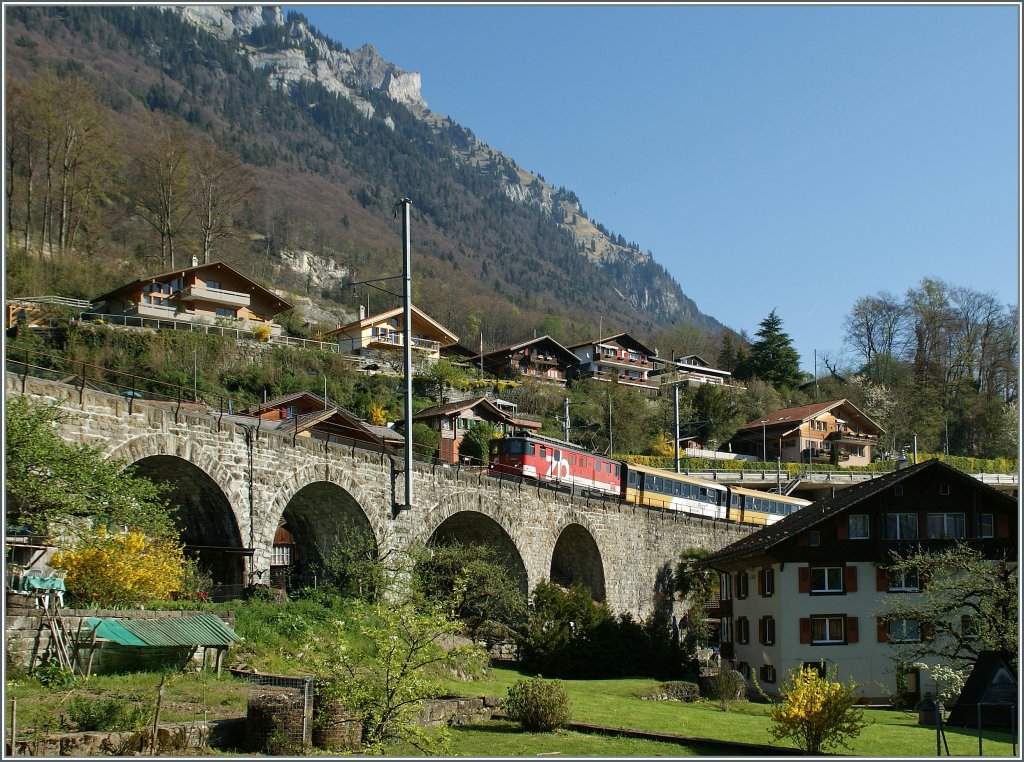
765, 664, 867, 754
52, 528, 185, 607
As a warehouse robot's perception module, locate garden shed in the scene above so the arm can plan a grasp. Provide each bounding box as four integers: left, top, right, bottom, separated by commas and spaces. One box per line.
75, 613, 240, 677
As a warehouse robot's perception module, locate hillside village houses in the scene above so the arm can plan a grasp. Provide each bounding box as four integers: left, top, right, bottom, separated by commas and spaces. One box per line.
412, 397, 542, 465
320, 303, 460, 364
567, 333, 660, 395
701, 459, 1017, 705
90, 260, 293, 336
727, 399, 885, 466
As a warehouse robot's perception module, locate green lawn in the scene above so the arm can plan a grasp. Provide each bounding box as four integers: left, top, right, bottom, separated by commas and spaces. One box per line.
441, 665, 1018, 757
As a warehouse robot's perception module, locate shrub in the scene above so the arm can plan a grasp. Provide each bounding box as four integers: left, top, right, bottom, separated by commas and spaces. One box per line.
765, 665, 867, 754
251, 324, 272, 342
702, 668, 747, 711
652, 681, 700, 702
33, 661, 78, 689
504, 678, 572, 732
65, 695, 150, 732
53, 528, 185, 606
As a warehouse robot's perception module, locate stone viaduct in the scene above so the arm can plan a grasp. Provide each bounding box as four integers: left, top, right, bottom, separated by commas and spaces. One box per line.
6, 373, 755, 618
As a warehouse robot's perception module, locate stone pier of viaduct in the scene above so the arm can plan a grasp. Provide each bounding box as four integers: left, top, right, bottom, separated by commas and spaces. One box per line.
6, 373, 755, 617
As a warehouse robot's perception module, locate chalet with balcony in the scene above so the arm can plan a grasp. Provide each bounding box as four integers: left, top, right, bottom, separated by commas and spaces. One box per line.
412, 396, 539, 465
702, 459, 1016, 704
235, 392, 401, 451
656, 354, 741, 389
728, 399, 884, 466
321, 304, 458, 364
567, 333, 659, 395
477, 335, 579, 384
91, 261, 292, 336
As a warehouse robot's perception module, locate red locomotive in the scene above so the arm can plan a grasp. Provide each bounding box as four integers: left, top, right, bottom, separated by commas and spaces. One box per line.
488, 433, 621, 496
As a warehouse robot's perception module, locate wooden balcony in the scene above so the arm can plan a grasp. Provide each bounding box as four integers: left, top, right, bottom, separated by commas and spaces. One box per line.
179, 284, 251, 308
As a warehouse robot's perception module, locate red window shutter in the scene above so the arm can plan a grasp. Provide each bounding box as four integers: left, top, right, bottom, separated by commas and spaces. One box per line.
844, 565, 857, 592
836, 517, 848, 540
846, 616, 859, 643
798, 566, 811, 593
876, 566, 889, 592
876, 617, 889, 643
799, 617, 811, 644
996, 514, 1010, 538
922, 622, 936, 641
757, 570, 765, 597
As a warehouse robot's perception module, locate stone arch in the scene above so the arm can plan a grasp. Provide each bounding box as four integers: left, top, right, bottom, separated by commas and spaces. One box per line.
129, 455, 245, 595
551, 523, 606, 601
275, 480, 378, 592
426, 510, 529, 595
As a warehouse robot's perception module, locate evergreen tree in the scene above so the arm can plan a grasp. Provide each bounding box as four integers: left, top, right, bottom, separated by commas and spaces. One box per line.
745, 310, 803, 391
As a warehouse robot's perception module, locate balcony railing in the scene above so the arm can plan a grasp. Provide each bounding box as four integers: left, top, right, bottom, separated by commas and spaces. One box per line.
826, 430, 879, 445
369, 330, 441, 353
178, 284, 251, 308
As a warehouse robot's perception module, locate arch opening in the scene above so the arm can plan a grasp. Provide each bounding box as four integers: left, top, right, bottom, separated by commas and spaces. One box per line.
278, 481, 376, 596
130, 455, 244, 598
550, 524, 606, 601
427, 512, 529, 596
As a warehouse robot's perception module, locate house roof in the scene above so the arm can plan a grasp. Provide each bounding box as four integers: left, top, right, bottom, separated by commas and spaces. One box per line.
567, 332, 657, 358
734, 398, 885, 436
412, 396, 513, 423
702, 459, 1016, 567
238, 392, 399, 446
84, 614, 240, 647
322, 304, 459, 345
91, 261, 294, 313
479, 335, 579, 365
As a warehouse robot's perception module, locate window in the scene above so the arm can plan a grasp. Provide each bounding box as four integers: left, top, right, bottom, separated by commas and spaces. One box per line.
737, 661, 751, 679
271, 544, 292, 566
721, 616, 733, 643
808, 530, 821, 547
894, 485, 904, 497
884, 512, 918, 540
887, 568, 919, 592
215, 306, 236, 318
811, 566, 844, 593
760, 665, 777, 683
802, 661, 825, 677
206, 279, 221, 289
762, 569, 775, 597
760, 616, 776, 646
978, 514, 994, 538
736, 573, 749, 599
927, 513, 966, 540
939, 484, 950, 496
811, 615, 847, 644
720, 572, 733, 601
849, 514, 870, 540
736, 617, 750, 644
888, 618, 921, 643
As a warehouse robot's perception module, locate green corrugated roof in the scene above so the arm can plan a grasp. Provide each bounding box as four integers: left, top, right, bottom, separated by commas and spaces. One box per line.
84, 614, 240, 647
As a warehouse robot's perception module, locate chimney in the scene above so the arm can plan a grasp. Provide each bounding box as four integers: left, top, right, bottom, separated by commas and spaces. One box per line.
191, 254, 199, 267
359, 304, 366, 320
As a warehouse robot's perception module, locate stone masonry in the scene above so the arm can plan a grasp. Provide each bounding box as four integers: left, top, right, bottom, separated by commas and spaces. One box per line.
5, 373, 754, 618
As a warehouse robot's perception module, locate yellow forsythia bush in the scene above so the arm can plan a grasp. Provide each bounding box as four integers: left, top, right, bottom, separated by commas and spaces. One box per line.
252, 323, 273, 342
767, 665, 867, 754
52, 529, 185, 607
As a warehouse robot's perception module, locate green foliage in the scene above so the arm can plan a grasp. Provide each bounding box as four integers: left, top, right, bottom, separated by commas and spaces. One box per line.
504, 678, 572, 731
457, 421, 499, 465
737, 309, 804, 391
518, 582, 683, 679
881, 543, 1018, 670
703, 668, 747, 711
33, 661, 79, 690
303, 597, 487, 754
412, 542, 527, 644
764, 664, 867, 754
318, 517, 388, 603
64, 694, 151, 732
4, 396, 175, 541
674, 549, 717, 647
411, 422, 441, 461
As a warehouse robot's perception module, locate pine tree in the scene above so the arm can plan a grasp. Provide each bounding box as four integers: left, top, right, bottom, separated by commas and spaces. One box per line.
747, 310, 803, 391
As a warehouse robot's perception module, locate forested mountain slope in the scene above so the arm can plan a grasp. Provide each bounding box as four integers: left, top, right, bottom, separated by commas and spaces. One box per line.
4, 5, 723, 348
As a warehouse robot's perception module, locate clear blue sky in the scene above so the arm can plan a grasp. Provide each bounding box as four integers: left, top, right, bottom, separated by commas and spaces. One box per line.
293, 3, 1020, 373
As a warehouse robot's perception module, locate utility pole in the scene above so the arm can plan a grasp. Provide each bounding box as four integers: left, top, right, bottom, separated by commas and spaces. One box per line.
400, 199, 413, 511
673, 384, 681, 473
563, 396, 571, 443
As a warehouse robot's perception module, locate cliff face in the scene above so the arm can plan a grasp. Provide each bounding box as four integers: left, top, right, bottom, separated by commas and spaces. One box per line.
172, 5, 714, 329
